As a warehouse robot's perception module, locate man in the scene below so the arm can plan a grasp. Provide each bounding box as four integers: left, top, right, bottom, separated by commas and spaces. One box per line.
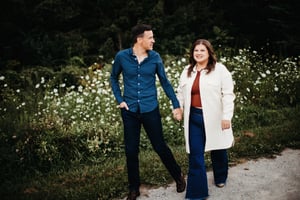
110, 24, 186, 200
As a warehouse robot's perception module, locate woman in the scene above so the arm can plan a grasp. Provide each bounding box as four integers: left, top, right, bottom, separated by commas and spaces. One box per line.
175, 39, 235, 200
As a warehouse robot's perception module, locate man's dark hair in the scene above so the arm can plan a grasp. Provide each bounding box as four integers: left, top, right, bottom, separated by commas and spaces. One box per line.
131, 24, 152, 44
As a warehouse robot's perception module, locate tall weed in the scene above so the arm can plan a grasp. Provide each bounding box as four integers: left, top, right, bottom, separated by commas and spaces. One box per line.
0, 48, 299, 176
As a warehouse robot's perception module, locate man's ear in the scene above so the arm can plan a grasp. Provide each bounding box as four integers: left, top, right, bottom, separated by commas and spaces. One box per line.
137, 36, 143, 44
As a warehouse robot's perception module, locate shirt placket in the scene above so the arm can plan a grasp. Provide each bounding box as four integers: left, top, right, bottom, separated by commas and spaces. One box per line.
134, 56, 142, 110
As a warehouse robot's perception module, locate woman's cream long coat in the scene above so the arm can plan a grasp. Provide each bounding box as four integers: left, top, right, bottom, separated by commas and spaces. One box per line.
176, 63, 235, 153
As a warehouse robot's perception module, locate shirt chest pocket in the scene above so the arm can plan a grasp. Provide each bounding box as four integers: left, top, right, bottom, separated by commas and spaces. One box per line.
202, 76, 221, 92
206, 80, 220, 88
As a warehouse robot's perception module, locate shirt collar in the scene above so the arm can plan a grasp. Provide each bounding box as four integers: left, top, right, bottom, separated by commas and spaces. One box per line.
129, 48, 134, 56
130, 47, 153, 56
192, 65, 208, 73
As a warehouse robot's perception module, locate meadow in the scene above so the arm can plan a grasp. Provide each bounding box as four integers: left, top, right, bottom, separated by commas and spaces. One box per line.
0, 48, 299, 199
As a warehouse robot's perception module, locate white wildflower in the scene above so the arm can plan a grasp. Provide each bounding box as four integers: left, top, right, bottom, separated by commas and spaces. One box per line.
76, 97, 84, 103
166, 116, 171, 121
78, 85, 83, 92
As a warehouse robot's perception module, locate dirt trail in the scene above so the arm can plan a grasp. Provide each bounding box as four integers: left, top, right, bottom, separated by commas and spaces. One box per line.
119, 148, 300, 200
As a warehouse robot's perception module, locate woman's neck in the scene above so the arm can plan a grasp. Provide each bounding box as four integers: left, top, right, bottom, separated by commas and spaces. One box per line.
196, 62, 207, 71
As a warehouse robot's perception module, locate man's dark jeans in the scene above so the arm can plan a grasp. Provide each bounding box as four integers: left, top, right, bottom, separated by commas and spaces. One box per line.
121, 106, 182, 191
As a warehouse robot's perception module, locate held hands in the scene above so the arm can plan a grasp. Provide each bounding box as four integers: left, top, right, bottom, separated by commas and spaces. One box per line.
221, 120, 231, 130
173, 108, 183, 121
118, 102, 183, 121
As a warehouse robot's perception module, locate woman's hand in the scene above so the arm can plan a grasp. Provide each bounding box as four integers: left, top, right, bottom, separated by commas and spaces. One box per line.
221, 120, 231, 130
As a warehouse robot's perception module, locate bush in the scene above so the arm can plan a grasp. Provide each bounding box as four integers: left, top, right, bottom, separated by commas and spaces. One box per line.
0, 48, 299, 174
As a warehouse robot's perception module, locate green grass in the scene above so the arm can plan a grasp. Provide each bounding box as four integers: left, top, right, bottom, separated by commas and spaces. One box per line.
1, 112, 299, 200
1, 48, 299, 200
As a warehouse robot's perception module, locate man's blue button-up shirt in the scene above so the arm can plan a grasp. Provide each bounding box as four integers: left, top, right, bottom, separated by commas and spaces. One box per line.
110, 48, 180, 113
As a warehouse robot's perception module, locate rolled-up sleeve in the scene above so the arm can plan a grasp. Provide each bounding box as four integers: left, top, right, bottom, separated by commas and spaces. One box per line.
156, 55, 180, 109
110, 53, 124, 104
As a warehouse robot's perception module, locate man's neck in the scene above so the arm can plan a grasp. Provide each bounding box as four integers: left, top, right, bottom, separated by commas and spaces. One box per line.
133, 45, 148, 63
133, 45, 147, 56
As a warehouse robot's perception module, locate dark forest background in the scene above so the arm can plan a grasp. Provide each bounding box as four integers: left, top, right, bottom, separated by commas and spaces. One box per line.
0, 0, 299, 69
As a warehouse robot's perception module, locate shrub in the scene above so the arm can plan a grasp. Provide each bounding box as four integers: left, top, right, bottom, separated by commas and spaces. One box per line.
0, 48, 299, 173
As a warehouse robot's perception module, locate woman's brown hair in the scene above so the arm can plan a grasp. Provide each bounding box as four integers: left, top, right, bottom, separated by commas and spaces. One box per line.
187, 39, 217, 77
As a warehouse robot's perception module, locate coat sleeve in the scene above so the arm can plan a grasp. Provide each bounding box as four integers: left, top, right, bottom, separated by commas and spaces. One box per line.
220, 64, 235, 120
176, 67, 189, 109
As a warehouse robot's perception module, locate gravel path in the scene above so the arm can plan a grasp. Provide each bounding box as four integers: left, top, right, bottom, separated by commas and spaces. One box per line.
119, 148, 300, 200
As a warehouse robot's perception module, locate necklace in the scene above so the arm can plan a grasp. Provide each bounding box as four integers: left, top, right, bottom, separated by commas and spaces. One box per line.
196, 65, 206, 71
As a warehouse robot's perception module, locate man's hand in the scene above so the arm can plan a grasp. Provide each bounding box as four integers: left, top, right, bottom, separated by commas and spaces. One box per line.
118, 102, 129, 110
173, 108, 183, 121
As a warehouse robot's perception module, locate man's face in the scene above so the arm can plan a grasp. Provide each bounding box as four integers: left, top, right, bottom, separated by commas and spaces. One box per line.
139, 30, 155, 50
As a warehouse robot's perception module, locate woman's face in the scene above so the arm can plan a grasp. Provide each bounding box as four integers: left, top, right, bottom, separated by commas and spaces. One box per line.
193, 44, 209, 64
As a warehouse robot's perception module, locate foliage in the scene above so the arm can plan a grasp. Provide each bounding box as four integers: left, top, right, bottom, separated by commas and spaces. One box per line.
0, 65, 125, 172
1, 0, 299, 68
222, 48, 300, 107
0, 48, 299, 199
1, 113, 299, 200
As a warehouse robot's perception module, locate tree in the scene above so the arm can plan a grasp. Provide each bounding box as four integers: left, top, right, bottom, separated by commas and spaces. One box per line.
0, 0, 299, 69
